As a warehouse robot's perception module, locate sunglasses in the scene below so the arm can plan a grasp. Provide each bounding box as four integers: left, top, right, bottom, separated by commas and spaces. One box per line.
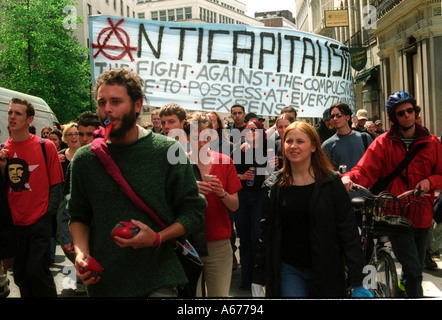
330, 113, 344, 119
67, 132, 79, 137
396, 107, 414, 117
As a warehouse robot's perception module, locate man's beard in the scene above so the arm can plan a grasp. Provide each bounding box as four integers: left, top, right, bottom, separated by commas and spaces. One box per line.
101, 105, 137, 140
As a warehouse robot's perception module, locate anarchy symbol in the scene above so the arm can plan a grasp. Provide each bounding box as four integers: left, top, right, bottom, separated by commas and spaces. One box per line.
92, 18, 137, 61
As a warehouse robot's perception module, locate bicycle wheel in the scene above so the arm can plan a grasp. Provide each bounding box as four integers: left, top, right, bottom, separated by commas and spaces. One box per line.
371, 250, 399, 297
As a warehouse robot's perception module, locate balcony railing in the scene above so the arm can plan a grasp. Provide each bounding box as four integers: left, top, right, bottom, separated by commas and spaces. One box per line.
371, 0, 404, 19
344, 28, 376, 47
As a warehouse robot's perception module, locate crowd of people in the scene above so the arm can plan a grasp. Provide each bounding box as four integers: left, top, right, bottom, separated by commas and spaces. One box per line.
0, 68, 441, 299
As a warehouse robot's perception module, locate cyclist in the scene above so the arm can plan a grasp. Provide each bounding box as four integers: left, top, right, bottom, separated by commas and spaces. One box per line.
341, 91, 442, 297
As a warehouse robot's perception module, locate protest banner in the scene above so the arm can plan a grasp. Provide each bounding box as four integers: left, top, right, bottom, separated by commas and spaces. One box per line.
89, 15, 355, 117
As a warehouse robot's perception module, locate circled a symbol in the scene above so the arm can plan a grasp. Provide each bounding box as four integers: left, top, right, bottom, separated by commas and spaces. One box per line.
92, 18, 137, 62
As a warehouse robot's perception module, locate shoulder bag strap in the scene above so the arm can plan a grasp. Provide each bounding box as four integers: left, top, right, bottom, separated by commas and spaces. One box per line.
40, 138, 47, 161
361, 133, 368, 150
380, 142, 428, 187
90, 128, 168, 231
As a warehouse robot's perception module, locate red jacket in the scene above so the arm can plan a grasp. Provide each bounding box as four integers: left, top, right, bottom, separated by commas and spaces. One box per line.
346, 123, 442, 228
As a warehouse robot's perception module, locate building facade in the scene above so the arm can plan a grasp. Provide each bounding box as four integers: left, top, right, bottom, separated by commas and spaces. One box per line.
72, 0, 138, 47
296, 0, 442, 135
373, 0, 442, 136
254, 10, 297, 29
136, 0, 263, 26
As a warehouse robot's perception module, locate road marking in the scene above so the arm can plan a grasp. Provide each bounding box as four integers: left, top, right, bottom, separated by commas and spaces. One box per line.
423, 281, 442, 298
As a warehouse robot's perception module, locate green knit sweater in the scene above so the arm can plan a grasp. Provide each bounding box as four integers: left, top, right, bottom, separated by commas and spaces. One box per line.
68, 131, 206, 297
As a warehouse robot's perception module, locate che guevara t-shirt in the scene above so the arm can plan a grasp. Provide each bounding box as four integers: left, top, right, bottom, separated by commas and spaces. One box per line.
5, 134, 64, 226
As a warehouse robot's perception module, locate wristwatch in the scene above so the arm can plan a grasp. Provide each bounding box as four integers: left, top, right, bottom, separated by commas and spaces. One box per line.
218, 191, 227, 199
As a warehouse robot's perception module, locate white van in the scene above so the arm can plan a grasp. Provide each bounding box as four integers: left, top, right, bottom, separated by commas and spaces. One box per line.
0, 87, 59, 143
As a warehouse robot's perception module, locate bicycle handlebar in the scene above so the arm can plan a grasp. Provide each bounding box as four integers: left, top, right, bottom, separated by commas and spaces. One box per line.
397, 187, 427, 199
351, 184, 426, 200
351, 184, 374, 198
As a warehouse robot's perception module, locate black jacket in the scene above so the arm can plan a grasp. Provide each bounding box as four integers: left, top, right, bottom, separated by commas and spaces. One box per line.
253, 171, 365, 297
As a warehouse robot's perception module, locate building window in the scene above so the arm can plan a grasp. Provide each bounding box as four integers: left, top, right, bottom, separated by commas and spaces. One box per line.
159, 10, 166, 21
185, 7, 192, 20
120, 0, 124, 16
113, 0, 117, 10
87, 4, 92, 15
168, 9, 175, 21
151, 11, 158, 20
176, 8, 184, 20
138, 12, 145, 19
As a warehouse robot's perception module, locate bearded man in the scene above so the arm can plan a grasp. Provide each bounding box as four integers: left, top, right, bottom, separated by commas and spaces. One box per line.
68, 69, 206, 297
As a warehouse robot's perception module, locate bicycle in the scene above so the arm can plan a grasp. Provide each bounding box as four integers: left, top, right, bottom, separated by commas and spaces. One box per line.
350, 184, 427, 297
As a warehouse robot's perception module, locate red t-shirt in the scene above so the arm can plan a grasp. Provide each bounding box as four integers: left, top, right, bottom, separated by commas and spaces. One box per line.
204, 152, 242, 241
5, 134, 64, 226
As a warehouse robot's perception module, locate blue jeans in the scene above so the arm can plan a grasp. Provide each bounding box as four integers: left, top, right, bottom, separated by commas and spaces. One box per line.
389, 228, 429, 297
235, 190, 263, 289
280, 262, 313, 297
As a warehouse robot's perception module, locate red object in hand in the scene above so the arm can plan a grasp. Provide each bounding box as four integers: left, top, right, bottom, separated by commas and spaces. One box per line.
78, 257, 104, 280
111, 221, 140, 239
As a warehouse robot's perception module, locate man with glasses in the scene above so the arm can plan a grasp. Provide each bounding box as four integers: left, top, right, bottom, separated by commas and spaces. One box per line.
321, 102, 373, 174
341, 91, 442, 297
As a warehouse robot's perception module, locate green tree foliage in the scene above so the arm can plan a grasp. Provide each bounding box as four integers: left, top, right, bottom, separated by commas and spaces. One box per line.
0, 0, 92, 123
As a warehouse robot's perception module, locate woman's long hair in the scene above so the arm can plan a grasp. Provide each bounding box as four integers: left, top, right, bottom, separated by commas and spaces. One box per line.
279, 121, 333, 187
206, 111, 226, 140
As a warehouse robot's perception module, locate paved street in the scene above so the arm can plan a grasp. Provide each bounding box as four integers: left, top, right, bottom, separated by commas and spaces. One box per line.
5, 243, 442, 299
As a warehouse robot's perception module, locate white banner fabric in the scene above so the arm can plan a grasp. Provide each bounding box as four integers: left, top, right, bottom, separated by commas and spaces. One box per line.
89, 15, 355, 117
